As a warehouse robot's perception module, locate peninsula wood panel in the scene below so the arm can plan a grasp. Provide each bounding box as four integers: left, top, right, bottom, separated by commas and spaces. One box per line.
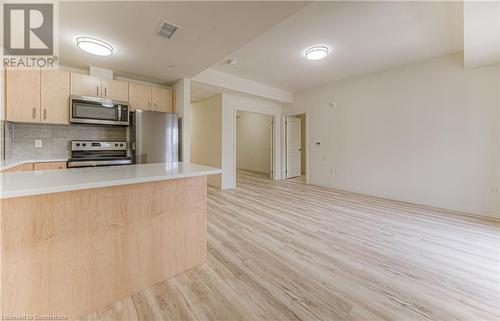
80, 171, 499, 321
1, 176, 207, 319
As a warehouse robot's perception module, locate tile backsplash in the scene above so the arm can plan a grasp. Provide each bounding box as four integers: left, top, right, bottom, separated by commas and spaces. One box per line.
3, 121, 126, 161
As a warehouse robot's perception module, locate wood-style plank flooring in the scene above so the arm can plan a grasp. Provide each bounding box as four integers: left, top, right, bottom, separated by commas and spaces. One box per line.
81, 170, 500, 321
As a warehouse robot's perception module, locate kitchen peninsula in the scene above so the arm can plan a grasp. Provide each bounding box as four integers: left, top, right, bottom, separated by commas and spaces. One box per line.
0, 162, 221, 319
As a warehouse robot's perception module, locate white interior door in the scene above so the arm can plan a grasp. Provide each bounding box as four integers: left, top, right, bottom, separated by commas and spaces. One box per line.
270, 118, 274, 179
286, 116, 301, 178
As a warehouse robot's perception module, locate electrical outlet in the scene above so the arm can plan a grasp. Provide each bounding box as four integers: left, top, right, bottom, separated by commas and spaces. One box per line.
330, 168, 339, 175
34, 139, 43, 148
491, 186, 499, 193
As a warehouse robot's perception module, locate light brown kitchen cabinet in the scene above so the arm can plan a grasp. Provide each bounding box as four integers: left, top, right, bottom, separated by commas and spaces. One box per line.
33, 162, 67, 170
102, 79, 128, 101
41, 70, 70, 124
70, 73, 101, 97
1, 163, 34, 173
5, 69, 70, 124
5, 69, 41, 123
152, 87, 173, 112
129, 83, 152, 111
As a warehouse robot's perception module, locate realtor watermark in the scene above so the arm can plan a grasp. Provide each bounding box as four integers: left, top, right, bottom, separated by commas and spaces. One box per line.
2, 2, 58, 69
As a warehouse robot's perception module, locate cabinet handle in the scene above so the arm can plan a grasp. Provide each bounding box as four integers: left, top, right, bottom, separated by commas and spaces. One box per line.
105, 87, 107, 97
32, 107, 36, 119
147, 102, 151, 108
43, 108, 47, 120
96, 86, 99, 97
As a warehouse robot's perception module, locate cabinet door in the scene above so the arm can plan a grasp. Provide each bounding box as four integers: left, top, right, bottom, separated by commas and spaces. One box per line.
1, 163, 33, 173
6, 69, 41, 123
71, 73, 101, 97
34, 162, 66, 170
102, 79, 129, 102
152, 87, 172, 112
129, 83, 152, 111
41, 70, 70, 124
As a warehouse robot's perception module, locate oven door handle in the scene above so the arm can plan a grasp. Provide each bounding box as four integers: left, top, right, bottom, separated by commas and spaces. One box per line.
117, 105, 122, 121
67, 159, 132, 168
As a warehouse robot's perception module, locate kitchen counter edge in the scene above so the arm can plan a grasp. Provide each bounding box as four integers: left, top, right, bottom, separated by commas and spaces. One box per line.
0, 162, 221, 199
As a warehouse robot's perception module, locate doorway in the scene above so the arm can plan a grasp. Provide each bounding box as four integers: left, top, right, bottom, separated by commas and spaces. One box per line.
285, 113, 307, 181
235, 111, 274, 185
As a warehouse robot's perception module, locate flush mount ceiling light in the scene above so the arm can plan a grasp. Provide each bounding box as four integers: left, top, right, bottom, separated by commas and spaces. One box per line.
76, 37, 113, 56
305, 45, 329, 60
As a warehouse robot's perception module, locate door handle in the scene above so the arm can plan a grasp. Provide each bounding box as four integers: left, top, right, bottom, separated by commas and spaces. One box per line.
43, 108, 47, 120
32, 107, 36, 119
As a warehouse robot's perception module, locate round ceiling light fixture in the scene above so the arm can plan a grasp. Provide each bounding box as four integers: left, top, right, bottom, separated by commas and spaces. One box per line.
305, 45, 329, 60
76, 37, 114, 56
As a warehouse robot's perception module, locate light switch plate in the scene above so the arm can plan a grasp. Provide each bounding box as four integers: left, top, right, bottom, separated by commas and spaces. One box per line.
35, 139, 43, 148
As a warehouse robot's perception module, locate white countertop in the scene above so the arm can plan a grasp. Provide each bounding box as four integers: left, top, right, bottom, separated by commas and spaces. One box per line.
0, 162, 221, 199
0, 158, 68, 171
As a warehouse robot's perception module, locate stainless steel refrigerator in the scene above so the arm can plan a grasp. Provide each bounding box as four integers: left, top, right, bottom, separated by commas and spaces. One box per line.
129, 110, 179, 164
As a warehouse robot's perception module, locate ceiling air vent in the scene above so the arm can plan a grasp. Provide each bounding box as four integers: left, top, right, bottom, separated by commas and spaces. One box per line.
157, 20, 178, 39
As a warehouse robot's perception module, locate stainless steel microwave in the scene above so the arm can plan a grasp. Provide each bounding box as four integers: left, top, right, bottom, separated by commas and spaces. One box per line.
70, 95, 129, 126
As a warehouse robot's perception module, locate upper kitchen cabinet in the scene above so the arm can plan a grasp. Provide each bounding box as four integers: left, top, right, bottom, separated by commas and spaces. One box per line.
152, 87, 173, 112
41, 70, 70, 124
71, 73, 102, 97
71, 73, 129, 102
129, 83, 152, 111
5, 69, 70, 124
129, 83, 172, 112
102, 79, 128, 102
5, 69, 41, 123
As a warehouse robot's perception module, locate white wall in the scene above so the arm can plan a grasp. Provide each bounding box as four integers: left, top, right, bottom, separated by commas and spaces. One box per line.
221, 93, 283, 189
464, 1, 500, 68
190, 94, 222, 188
288, 53, 499, 218
298, 113, 306, 174
236, 111, 272, 174
193, 69, 293, 103
174, 79, 191, 162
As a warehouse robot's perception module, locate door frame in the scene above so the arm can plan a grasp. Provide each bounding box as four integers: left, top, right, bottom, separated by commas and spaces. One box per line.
233, 109, 278, 187
282, 109, 309, 184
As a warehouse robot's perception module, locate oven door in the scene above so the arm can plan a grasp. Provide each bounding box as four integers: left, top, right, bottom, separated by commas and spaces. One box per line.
70, 96, 129, 126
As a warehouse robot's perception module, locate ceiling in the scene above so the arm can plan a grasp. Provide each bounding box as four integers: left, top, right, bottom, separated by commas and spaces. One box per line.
191, 80, 223, 103
212, 1, 464, 92
58, 1, 307, 85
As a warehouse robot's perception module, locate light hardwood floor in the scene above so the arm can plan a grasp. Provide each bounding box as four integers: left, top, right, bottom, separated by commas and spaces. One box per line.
81, 170, 500, 321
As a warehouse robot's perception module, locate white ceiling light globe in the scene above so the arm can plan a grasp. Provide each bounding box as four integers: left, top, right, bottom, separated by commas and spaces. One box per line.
76, 37, 114, 56
305, 46, 329, 60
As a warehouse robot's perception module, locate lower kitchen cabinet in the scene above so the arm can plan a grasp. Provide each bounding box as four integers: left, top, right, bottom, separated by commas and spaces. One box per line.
1, 161, 67, 173
33, 162, 67, 170
1, 163, 34, 173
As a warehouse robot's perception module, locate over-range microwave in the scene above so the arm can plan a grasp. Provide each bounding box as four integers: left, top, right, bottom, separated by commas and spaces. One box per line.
70, 95, 129, 126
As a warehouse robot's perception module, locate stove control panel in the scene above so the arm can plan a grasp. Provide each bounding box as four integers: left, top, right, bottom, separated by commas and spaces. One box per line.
71, 140, 127, 151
